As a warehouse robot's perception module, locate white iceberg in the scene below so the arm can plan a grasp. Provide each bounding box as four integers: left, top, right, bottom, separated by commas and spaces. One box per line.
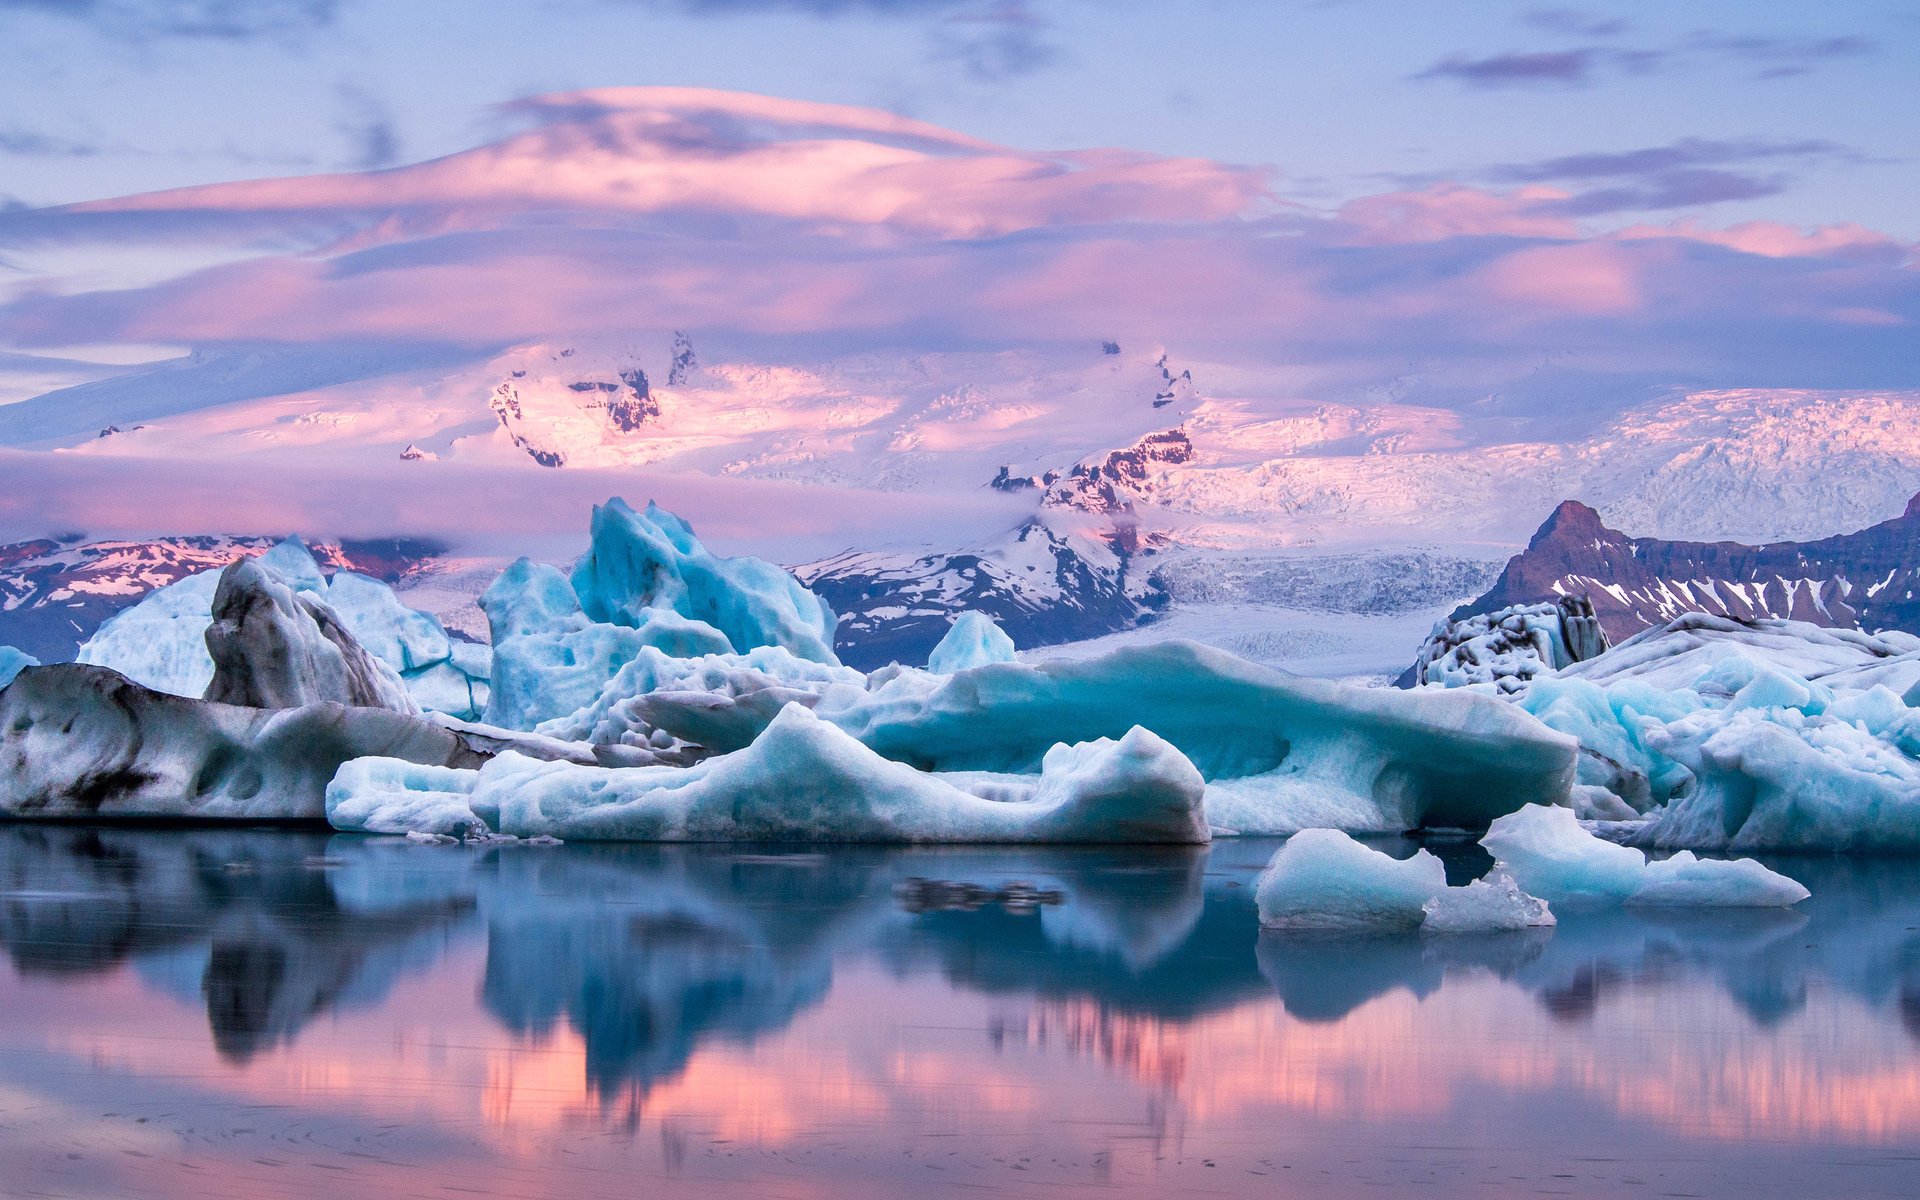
1558, 614, 1920, 692
0, 646, 36, 689
328, 758, 492, 837
927, 611, 1016, 674
1481, 804, 1808, 907
75, 537, 490, 719
1255, 829, 1555, 933
1255, 829, 1446, 931
329, 703, 1211, 844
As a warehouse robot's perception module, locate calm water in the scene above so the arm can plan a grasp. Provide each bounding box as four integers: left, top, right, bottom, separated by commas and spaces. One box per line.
1, 827, 1917, 1199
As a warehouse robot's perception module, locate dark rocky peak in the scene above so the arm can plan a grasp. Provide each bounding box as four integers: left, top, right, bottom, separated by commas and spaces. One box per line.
1533, 500, 1609, 545
668, 331, 698, 385
1455, 494, 1920, 643
609, 368, 658, 432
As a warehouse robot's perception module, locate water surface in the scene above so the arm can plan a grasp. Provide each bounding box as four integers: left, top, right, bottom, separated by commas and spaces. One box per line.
1, 826, 1917, 1198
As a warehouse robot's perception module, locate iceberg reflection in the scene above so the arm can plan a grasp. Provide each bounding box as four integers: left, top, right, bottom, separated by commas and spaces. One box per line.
0, 826, 1917, 1198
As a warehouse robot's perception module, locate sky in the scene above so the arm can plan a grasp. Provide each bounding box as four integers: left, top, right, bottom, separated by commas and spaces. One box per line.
0, 0, 1914, 546
4, 0, 1915, 232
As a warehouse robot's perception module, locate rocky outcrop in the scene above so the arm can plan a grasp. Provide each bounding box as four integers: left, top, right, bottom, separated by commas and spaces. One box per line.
203, 560, 417, 713
1457, 495, 1920, 643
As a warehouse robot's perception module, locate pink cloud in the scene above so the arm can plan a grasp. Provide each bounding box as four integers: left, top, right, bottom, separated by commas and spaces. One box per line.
65, 87, 1275, 243
1611, 218, 1913, 260
0, 446, 1031, 560
1474, 242, 1644, 315
1334, 184, 1580, 244
0, 88, 1915, 431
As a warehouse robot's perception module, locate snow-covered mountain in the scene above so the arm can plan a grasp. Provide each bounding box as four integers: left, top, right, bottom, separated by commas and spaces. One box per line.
13, 333, 1920, 681
1452, 494, 1920, 643
798, 520, 1165, 669
18, 333, 1920, 551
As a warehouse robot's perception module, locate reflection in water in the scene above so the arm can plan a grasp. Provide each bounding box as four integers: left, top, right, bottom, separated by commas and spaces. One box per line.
0, 826, 1918, 1196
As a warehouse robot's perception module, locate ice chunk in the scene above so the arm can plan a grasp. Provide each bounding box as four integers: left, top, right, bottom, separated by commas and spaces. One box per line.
253, 536, 329, 595
479, 556, 735, 730
570, 499, 837, 665
322, 570, 457, 672
1506, 615, 1920, 850
332, 704, 1210, 844
536, 644, 865, 752
1255, 830, 1446, 931
1638, 705, 1920, 851
1480, 803, 1648, 906
328, 758, 487, 837
1482, 804, 1806, 907
1558, 614, 1920, 692
0, 646, 36, 689
1420, 869, 1556, 933
75, 567, 227, 696
927, 612, 1016, 674
1631, 850, 1811, 907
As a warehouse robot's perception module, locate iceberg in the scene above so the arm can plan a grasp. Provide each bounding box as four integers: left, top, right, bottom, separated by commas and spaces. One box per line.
1255, 830, 1446, 931
1420, 869, 1556, 934
927, 612, 1016, 674
1494, 615, 1920, 850
0, 664, 486, 821
75, 537, 490, 719
478, 500, 836, 731
449, 499, 1578, 839
329, 703, 1211, 844
0, 645, 36, 689
570, 498, 837, 665
1481, 804, 1808, 907
817, 641, 1577, 835
1411, 596, 1610, 694
203, 559, 418, 713
1255, 829, 1555, 933
1557, 613, 1920, 691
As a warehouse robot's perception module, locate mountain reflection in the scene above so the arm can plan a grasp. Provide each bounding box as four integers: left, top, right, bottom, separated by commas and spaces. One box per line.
1, 827, 1919, 1108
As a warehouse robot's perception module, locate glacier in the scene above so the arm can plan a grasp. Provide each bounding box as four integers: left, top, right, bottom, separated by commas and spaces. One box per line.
1481, 804, 1809, 907
75, 537, 491, 720
329, 704, 1210, 843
